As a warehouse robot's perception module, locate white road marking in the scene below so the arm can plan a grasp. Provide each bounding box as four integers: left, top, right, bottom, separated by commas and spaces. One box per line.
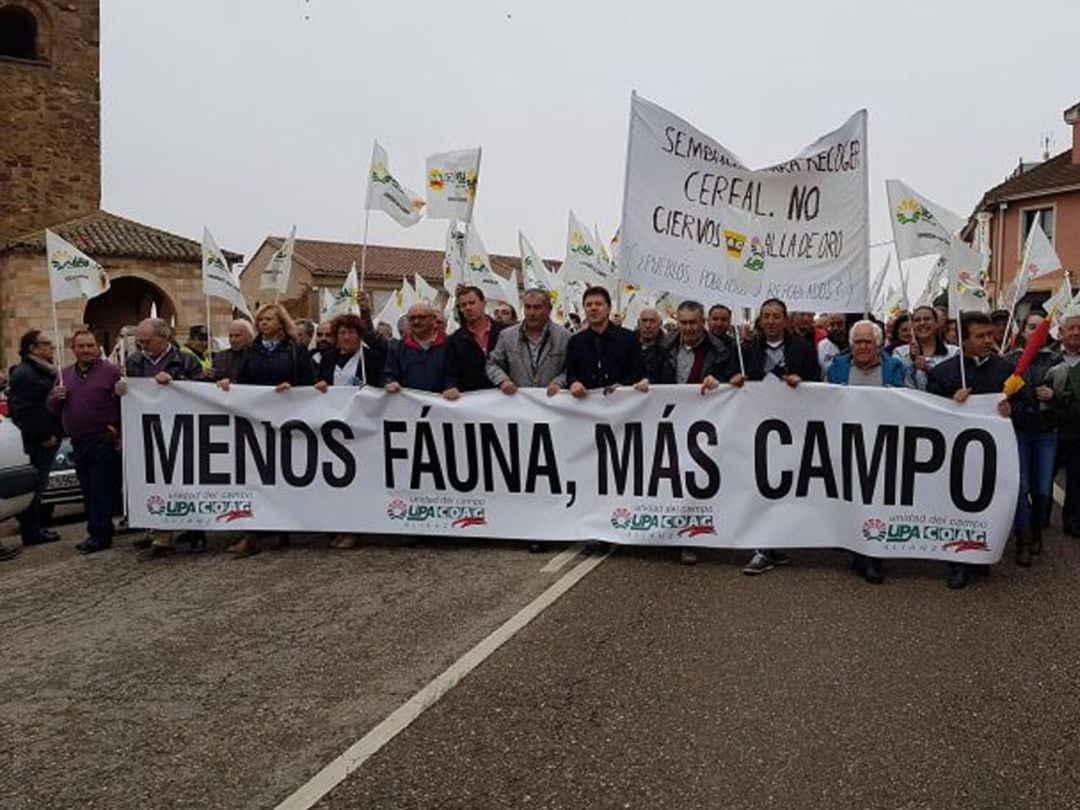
275, 551, 609, 810
1054, 483, 1066, 508
540, 543, 585, 573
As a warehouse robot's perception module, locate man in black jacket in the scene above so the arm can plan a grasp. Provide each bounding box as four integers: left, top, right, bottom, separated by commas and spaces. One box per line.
444, 285, 504, 400
636, 307, 669, 384
8, 330, 63, 546
728, 298, 821, 575
927, 311, 1014, 589
565, 286, 649, 397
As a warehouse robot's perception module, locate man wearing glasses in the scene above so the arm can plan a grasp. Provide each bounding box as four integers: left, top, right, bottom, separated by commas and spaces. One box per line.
384, 302, 449, 393
8, 330, 64, 547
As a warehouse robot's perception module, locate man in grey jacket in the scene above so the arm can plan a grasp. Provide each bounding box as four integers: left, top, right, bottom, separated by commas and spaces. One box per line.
486, 288, 570, 397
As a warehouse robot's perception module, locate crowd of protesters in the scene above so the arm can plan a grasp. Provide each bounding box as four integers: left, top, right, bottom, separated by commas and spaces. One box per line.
4, 282, 1077, 592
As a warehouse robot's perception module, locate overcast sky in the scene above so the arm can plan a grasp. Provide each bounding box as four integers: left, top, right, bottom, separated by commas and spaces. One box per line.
101, 0, 1079, 293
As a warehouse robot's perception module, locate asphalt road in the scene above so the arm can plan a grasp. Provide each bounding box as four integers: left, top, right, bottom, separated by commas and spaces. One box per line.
4, 511, 1080, 809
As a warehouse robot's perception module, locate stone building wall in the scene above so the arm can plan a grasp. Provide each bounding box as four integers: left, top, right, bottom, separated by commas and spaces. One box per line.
0, 0, 101, 240
0, 253, 235, 366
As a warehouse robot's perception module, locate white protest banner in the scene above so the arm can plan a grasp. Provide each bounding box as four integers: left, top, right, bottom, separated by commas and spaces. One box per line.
122, 380, 1016, 563
620, 93, 868, 311
46, 229, 110, 302
426, 148, 481, 221
885, 179, 965, 262
366, 141, 425, 227
202, 228, 250, 317
260, 226, 295, 294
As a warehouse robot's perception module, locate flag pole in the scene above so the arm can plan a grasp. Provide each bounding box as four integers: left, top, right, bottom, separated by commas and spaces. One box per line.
50, 299, 64, 371
958, 310, 967, 392
205, 294, 213, 375
358, 207, 372, 386
1000, 222, 1037, 353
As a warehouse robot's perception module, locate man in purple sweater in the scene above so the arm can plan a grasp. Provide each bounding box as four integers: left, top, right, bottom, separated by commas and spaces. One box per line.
48, 330, 122, 554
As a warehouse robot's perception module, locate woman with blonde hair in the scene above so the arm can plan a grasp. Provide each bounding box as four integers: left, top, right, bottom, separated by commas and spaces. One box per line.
218, 302, 314, 556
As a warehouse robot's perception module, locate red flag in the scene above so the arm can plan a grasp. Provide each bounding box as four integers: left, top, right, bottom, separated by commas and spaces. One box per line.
1003, 317, 1052, 396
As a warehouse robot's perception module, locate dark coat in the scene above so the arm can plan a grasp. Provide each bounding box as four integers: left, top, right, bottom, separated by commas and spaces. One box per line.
735, 333, 821, 382
444, 319, 505, 392
211, 348, 246, 383
657, 334, 732, 385
639, 339, 671, 385
316, 344, 387, 387
383, 334, 449, 392
926, 353, 1014, 398
7, 357, 63, 452
1005, 348, 1058, 433
125, 344, 204, 381
235, 337, 315, 387
565, 324, 645, 389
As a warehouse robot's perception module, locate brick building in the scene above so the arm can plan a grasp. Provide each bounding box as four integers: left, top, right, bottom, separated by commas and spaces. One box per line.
967, 99, 1080, 309
0, 0, 242, 364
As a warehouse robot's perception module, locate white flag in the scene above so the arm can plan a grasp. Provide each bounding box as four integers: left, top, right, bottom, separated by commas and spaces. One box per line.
374, 279, 416, 338
884, 283, 910, 322
460, 224, 508, 312
519, 231, 569, 323
1020, 218, 1061, 282
497, 268, 521, 316
366, 141, 425, 227
1046, 276, 1073, 339
562, 211, 613, 287
260, 226, 295, 294
868, 253, 891, 312
944, 239, 990, 318
45, 229, 109, 303
319, 288, 335, 321
414, 273, 440, 304
886, 179, 965, 262
202, 228, 250, 317
322, 264, 362, 320
426, 148, 481, 221
916, 255, 947, 309
443, 222, 468, 295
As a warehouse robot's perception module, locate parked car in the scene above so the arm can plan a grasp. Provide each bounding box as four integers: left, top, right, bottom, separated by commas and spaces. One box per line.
40, 437, 83, 521
0, 416, 40, 521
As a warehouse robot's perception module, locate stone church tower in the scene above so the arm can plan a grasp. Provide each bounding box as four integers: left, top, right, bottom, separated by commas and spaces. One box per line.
0, 0, 100, 241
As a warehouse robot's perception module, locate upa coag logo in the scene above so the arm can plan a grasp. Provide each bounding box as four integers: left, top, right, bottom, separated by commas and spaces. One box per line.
862, 517, 887, 542
385, 498, 486, 529
610, 508, 633, 530
387, 498, 409, 520
610, 508, 716, 537
145, 494, 253, 523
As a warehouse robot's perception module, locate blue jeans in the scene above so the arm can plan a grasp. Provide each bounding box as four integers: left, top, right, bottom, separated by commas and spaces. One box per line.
1015, 430, 1057, 531
71, 437, 122, 544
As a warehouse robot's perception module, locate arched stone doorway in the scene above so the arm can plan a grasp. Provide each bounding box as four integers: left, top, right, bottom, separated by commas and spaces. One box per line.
83, 275, 176, 353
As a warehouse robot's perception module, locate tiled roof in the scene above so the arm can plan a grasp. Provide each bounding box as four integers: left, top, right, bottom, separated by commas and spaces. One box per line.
258, 236, 559, 282
1, 210, 243, 263
976, 149, 1080, 208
